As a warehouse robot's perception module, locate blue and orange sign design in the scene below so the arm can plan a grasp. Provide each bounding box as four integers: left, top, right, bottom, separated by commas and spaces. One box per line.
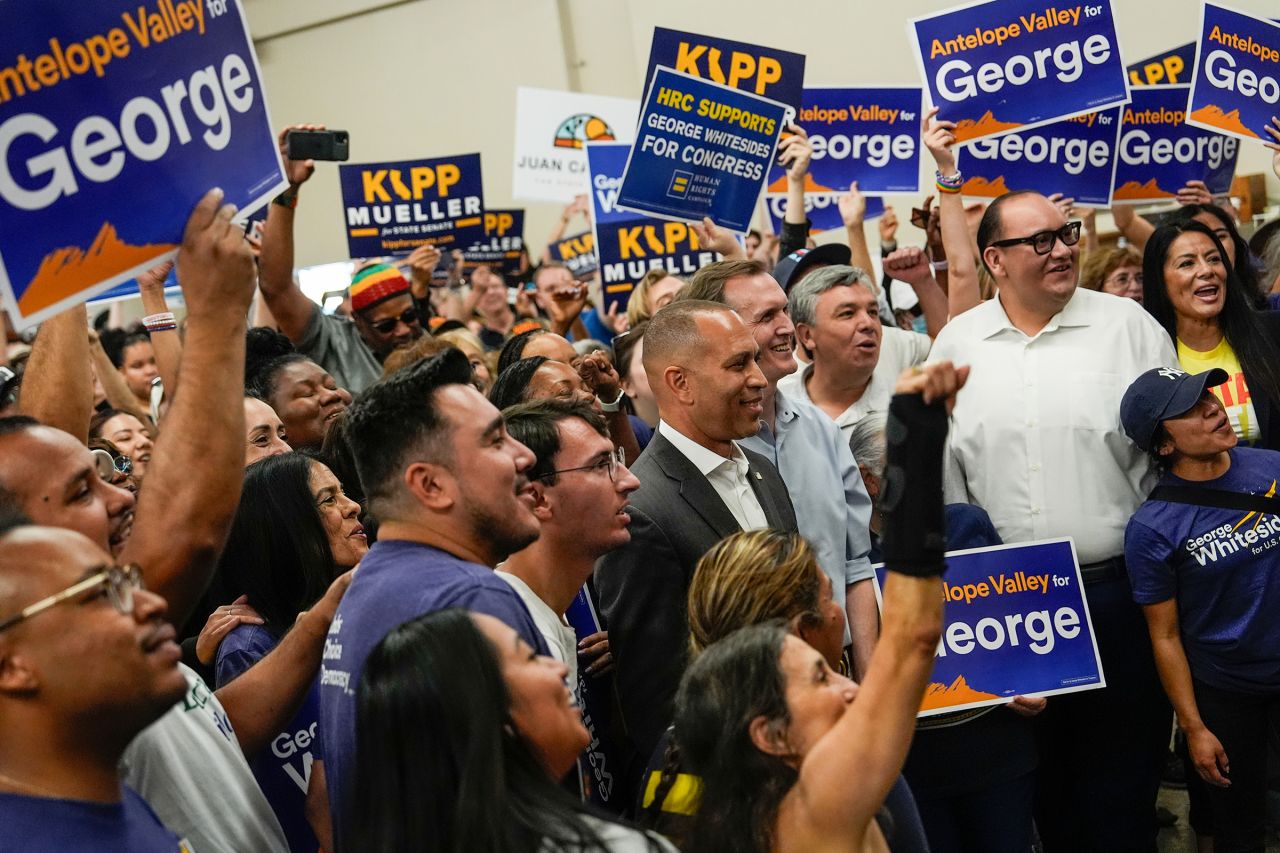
1187, 3, 1280, 144
338, 153, 485, 257
0, 0, 285, 327
909, 0, 1130, 143
463, 209, 524, 275
1112, 85, 1239, 202
766, 87, 922, 197
874, 538, 1105, 717
959, 107, 1122, 206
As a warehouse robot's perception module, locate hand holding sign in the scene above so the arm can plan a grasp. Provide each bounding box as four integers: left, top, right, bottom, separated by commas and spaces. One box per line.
178, 188, 256, 321
922, 106, 960, 174
1174, 180, 1215, 207
778, 123, 814, 183
406, 244, 442, 297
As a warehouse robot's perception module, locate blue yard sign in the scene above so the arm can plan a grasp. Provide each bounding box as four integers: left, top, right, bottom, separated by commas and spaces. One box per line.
1112, 85, 1239, 203
1188, 3, 1280, 144
0, 0, 285, 327
874, 538, 1105, 717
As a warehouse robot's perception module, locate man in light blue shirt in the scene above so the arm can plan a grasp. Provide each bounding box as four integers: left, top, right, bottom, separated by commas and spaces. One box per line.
682, 260, 878, 677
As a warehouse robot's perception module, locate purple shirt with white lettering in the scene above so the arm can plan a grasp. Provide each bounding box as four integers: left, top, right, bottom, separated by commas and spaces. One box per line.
317, 539, 548, 839
1126, 446, 1280, 693
217, 624, 320, 853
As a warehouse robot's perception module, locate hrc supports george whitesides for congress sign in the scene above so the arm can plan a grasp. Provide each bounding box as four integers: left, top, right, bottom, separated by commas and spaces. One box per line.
0, 0, 285, 328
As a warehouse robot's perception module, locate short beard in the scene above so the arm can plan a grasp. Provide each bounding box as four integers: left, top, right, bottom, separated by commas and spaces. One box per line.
466, 500, 539, 564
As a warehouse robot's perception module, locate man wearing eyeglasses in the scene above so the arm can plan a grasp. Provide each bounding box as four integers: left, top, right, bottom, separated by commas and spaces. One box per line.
0, 522, 192, 849
929, 190, 1177, 853
499, 399, 639, 698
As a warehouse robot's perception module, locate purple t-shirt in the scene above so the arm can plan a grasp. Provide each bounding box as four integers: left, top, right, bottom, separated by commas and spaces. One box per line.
0, 786, 188, 851
217, 624, 320, 853
317, 539, 548, 838
1126, 446, 1280, 693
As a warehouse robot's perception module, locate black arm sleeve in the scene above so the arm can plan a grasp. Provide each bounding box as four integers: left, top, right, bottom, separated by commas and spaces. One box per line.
879, 393, 948, 577
778, 219, 810, 259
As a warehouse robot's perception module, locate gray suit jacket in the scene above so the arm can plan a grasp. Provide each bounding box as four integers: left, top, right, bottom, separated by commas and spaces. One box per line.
592, 430, 797, 780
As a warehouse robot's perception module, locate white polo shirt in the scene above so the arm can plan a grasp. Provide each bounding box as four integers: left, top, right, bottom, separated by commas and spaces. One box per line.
930, 288, 1176, 564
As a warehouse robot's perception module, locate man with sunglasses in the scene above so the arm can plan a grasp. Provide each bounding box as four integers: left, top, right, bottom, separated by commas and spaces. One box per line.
499, 399, 639, 697
0, 521, 192, 849
257, 125, 426, 394
930, 190, 1177, 853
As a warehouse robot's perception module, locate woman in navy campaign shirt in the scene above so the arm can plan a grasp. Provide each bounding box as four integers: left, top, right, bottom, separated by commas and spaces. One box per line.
1122, 366, 1280, 853
211, 452, 367, 853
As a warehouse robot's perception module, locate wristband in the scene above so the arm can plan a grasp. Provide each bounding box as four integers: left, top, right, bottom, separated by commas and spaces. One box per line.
935, 169, 963, 195
597, 388, 626, 412
142, 312, 177, 333
931, 260, 949, 271
880, 393, 948, 578
273, 187, 299, 209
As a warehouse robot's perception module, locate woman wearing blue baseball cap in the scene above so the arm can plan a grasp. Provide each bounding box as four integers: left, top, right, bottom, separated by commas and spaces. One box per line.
1122, 366, 1280, 853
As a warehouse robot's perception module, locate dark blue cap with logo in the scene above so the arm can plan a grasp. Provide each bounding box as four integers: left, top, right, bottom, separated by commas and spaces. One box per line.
773, 243, 852, 292
1120, 366, 1229, 451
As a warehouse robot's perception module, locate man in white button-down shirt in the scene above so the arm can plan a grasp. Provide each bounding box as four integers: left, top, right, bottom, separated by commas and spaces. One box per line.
930, 191, 1176, 853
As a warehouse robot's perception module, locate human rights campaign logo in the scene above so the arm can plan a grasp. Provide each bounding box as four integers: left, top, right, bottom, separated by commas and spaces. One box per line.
667, 170, 693, 198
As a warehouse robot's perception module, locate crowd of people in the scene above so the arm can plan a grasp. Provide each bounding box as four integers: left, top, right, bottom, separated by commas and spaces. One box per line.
0, 76, 1279, 853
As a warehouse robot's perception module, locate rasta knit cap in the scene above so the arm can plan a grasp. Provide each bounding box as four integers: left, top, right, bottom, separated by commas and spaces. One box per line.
349, 263, 411, 313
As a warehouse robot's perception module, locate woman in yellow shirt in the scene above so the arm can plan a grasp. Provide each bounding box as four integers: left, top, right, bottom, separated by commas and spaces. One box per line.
1143, 220, 1280, 450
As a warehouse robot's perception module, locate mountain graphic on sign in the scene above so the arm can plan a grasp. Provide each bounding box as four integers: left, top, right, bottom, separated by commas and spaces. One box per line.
1189, 104, 1260, 139
953, 111, 1022, 142
920, 675, 999, 712
20, 223, 176, 315
767, 173, 837, 194
961, 175, 1012, 197
1113, 178, 1175, 200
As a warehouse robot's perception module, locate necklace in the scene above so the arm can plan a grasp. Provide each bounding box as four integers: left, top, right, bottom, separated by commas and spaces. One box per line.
0, 767, 63, 799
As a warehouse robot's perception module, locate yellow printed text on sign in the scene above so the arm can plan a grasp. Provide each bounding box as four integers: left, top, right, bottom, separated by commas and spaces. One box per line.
362, 164, 460, 203
673, 41, 782, 95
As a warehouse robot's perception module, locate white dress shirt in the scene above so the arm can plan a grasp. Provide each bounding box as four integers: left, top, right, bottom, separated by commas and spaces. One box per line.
658, 421, 768, 531
779, 327, 932, 439
930, 288, 1177, 564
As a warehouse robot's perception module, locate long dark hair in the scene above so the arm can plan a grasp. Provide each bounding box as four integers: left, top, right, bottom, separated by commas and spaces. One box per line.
1143, 219, 1280, 415
1171, 204, 1263, 306
216, 452, 337, 634
673, 621, 795, 853
345, 609, 654, 853
488, 356, 548, 410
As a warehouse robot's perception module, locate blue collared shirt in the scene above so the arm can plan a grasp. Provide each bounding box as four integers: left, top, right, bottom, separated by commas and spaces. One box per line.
740, 387, 875, 642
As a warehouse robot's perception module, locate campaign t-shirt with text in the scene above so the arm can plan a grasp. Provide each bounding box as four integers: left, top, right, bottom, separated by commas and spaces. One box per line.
217, 624, 321, 853
1126, 447, 1280, 693
318, 539, 549, 839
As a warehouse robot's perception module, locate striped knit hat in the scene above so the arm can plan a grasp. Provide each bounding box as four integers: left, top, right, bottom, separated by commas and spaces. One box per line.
349, 263, 411, 313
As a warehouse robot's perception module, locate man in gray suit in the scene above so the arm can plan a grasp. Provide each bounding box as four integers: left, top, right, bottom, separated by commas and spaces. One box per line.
593, 299, 798, 791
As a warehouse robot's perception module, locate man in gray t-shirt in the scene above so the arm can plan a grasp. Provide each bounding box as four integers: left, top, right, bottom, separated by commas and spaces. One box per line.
258, 125, 427, 393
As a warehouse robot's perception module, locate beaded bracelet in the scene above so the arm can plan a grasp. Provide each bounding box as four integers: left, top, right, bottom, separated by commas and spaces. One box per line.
935, 169, 963, 194
142, 312, 177, 333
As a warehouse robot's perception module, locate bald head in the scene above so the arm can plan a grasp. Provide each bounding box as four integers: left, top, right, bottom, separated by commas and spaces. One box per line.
641, 299, 737, 381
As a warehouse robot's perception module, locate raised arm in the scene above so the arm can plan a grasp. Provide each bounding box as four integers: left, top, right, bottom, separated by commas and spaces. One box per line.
542, 196, 588, 263
121, 189, 256, 626
785, 361, 963, 838
88, 331, 151, 424
258, 124, 324, 342
137, 261, 182, 402
883, 247, 948, 338
837, 182, 876, 280
17, 305, 93, 442
922, 109, 980, 317
777, 124, 813, 259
